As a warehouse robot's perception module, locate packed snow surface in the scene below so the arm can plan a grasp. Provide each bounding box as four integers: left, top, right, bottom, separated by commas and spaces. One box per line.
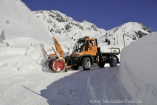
120, 32, 157, 105
1, 64, 137, 105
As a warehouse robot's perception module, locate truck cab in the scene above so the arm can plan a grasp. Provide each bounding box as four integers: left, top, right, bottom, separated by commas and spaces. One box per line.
72, 36, 98, 56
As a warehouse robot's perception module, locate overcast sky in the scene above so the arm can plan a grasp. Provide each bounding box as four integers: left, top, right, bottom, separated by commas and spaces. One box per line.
22, 0, 157, 31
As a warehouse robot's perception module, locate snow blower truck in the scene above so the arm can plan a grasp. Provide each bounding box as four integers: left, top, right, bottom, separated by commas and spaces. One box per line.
45, 36, 120, 72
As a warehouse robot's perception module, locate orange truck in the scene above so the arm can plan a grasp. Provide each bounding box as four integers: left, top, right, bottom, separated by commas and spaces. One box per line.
46, 36, 120, 72
66, 36, 120, 70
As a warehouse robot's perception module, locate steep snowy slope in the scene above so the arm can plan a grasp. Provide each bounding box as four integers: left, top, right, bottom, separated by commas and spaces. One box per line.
103, 22, 152, 46
0, 0, 55, 72
120, 32, 157, 105
0, 0, 53, 45
34, 10, 106, 46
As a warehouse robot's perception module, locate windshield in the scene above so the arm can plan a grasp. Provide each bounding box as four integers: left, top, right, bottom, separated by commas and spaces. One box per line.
73, 40, 85, 52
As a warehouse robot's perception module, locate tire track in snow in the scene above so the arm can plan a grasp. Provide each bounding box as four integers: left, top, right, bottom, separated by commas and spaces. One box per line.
87, 71, 97, 99
87, 70, 101, 105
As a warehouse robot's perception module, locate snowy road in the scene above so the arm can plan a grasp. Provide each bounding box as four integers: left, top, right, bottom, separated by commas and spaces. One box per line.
40, 66, 134, 105
0, 65, 134, 105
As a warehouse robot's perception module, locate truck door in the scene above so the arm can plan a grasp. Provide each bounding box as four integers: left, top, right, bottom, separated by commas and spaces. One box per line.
85, 39, 97, 56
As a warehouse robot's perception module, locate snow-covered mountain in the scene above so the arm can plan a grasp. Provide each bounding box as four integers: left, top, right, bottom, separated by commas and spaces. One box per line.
34, 10, 106, 46
34, 10, 152, 48
103, 22, 152, 46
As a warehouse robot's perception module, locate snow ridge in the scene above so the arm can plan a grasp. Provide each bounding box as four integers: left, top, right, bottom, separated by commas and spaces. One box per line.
104, 22, 152, 46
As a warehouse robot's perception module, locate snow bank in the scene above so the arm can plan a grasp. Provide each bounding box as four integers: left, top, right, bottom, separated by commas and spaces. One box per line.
120, 32, 157, 105
0, 40, 47, 72
0, 0, 56, 72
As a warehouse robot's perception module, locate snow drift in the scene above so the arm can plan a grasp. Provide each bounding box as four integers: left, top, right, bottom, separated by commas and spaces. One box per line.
120, 32, 157, 105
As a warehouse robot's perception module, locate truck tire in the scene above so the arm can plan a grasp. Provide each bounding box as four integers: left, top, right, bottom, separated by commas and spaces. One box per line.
110, 57, 117, 67
98, 62, 105, 68
49, 59, 65, 72
82, 57, 91, 70
71, 65, 79, 70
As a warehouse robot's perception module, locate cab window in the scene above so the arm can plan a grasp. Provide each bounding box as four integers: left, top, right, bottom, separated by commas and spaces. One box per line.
89, 40, 95, 46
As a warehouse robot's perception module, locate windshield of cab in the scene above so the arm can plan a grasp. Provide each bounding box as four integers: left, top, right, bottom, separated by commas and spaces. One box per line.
73, 40, 85, 52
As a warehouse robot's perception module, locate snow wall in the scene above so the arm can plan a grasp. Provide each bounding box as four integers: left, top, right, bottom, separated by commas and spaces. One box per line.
120, 32, 157, 105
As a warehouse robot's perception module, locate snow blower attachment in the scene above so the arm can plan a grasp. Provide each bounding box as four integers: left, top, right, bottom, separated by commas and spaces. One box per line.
44, 36, 70, 72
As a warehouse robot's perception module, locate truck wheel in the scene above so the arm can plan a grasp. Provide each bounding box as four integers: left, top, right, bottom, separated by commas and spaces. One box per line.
71, 65, 79, 70
110, 57, 117, 67
49, 59, 65, 72
98, 62, 105, 68
82, 57, 91, 70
